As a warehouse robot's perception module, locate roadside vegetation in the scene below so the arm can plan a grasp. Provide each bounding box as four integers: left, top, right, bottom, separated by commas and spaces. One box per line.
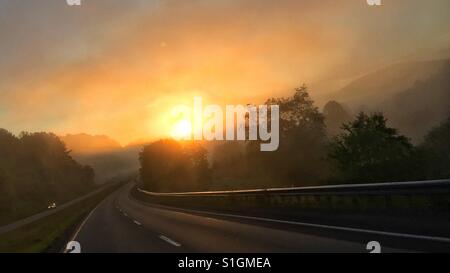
0, 184, 119, 253
0, 131, 95, 226
139, 86, 450, 192
140, 139, 210, 192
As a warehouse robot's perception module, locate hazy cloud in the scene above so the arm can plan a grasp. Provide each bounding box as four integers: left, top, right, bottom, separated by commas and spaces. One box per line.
0, 0, 449, 143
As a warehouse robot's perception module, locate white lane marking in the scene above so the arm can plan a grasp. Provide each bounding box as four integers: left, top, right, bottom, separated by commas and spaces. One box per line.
159, 235, 181, 247
63, 199, 105, 253
138, 202, 450, 244
123, 212, 128, 217
133, 220, 142, 226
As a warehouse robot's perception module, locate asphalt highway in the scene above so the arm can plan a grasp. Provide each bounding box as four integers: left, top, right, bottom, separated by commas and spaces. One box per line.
72, 185, 410, 253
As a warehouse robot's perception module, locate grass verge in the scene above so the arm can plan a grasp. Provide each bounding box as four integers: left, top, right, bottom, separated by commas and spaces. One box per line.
0, 184, 121, 253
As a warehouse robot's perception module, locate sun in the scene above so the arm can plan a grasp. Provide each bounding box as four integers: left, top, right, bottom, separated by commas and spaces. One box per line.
171, 119, 192, 139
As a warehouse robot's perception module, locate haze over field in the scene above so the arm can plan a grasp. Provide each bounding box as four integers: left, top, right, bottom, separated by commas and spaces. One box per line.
0, 0, 449, 145
59, 134, 140, 183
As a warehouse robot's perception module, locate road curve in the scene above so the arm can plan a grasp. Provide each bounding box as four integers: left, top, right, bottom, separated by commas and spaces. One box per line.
72, 184, 408, 253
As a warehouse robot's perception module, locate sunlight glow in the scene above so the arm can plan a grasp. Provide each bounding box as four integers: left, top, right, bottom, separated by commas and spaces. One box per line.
171, 119, 192, 139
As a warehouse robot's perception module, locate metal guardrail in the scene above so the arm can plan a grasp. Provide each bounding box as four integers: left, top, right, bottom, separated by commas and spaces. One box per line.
137, 179, 450, 197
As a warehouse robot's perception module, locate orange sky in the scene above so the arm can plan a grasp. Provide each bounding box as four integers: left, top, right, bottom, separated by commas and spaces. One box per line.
0, 0, 449, 144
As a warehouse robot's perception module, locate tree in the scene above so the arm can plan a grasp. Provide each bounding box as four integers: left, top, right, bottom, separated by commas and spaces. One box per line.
0, 129, 95, 224
246, 85, 330, 187
210, 141, 250, 189
139, 139, 211, 192
267, 85, 325, 135
328, 112, 420, 183
419, 116, 450, 179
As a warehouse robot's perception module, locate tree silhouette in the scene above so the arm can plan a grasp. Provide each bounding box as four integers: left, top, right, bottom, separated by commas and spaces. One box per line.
245, 85, 330, 187
0, 129, 95, 224
328, 112, 419, 183
139, 139, 210, 192
419, 116, 450, 179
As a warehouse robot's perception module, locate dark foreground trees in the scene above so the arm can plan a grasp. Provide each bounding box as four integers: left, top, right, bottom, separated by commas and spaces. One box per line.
138, 86, 450, 192
327, 113, 421, 183
0, 130, 95, 224
244, 85, 331, 187
139, 139, 210, 192
419, 117, 450, 179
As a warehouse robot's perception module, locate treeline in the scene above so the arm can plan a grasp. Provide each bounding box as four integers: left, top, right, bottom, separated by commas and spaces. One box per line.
139, 139, 210, 192
139, 86, 450, 192
0, 130, 95, 224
